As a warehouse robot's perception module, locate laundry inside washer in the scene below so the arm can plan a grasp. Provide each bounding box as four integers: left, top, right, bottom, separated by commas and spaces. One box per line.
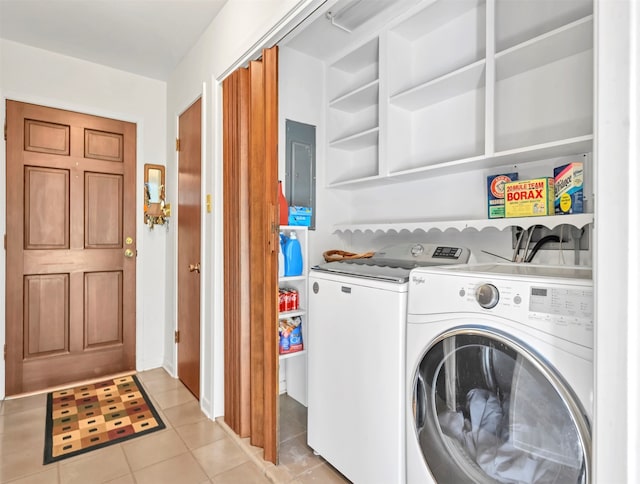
419, 333, 584, 484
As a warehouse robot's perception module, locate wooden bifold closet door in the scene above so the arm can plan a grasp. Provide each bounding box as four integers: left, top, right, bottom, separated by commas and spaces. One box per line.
222, 46, 279, 464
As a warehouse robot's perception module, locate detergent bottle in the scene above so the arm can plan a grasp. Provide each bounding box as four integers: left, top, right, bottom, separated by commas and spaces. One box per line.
278, 232, 285, 277
284, 231, 303, 277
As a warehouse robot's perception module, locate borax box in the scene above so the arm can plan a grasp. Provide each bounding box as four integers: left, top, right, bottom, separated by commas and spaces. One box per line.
505, 178, 555, 218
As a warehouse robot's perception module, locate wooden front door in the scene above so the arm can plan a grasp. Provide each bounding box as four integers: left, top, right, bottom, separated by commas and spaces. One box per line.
5, 100, 137, 396
177, 98, 202, 399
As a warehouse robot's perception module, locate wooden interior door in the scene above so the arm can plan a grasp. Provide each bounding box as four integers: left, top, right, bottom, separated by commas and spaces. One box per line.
5, 100, 137, 396
222, 46, 279, 464
177, 98, 202, 399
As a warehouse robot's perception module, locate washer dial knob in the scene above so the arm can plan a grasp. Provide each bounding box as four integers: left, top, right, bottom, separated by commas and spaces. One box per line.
476, 283, 499, 309
411, 244, 425, 257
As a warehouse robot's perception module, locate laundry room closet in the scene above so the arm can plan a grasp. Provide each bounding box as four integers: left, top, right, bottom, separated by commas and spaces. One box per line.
274, 0, 594, 473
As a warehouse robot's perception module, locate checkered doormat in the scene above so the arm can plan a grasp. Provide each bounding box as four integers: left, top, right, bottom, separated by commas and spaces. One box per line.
43, 374, 165, 464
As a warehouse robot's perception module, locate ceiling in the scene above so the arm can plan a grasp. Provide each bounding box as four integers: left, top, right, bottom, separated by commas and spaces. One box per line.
0, 0, 228, 81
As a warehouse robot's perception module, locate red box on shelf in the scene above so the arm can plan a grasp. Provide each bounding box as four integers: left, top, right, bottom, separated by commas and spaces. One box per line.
278, 288, 299, 312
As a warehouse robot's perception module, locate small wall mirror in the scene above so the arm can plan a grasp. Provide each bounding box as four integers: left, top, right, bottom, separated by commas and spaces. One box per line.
144, 163, 167, 227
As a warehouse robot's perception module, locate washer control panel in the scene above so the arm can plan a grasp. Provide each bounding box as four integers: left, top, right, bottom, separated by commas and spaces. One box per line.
475, 283, 499, 309
409, 264, 594, 349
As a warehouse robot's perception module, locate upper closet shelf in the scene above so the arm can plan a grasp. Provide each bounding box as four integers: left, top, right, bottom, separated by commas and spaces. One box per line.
333, 213, 594, 234
330, 127, 379, 150
496, 15, 593, 81
330, 80, 379, 113
390, 59, 486, 111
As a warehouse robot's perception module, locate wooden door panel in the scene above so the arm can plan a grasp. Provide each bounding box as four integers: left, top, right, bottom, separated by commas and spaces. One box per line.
249, 58, 266, 450
24, 274, 69, 357
262, 45, 279, 465
6, 100, 136, 396
177, 98, 202, 399
24, 119, 70, 155
84, 129, 124, 161
84, 173, 123, 247
21, 347, 128, 391
24, 167, 70, 249
84, 271, 122, 347
223, 68, 252, 437
23, 250, 124, 274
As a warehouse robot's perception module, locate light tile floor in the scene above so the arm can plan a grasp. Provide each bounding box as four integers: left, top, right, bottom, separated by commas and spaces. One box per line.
0, 368, 350, 484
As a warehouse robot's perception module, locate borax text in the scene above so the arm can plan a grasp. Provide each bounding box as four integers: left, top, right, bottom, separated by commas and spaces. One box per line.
506, 181, 545, 201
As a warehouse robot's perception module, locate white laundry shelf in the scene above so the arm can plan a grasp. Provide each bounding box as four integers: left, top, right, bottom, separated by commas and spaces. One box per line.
333, 213, 594, 235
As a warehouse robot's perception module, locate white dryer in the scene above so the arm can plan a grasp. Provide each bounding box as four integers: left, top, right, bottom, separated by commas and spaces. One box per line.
406, 263, 593, 484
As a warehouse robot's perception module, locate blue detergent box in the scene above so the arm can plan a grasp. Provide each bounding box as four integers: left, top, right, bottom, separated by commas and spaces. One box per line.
554, 162, 584, 214
288, 206, 312, 226
487, 173, 518, 218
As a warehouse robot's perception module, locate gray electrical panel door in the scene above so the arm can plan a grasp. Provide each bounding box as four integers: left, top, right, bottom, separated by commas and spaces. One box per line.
285, 119, 316, 229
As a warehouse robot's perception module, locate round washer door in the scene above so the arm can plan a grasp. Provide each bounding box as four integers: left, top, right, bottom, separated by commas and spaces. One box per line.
411, 328, 590, 484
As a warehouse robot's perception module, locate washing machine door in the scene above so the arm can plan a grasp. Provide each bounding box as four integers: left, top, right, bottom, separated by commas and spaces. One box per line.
411, 328, 590, 484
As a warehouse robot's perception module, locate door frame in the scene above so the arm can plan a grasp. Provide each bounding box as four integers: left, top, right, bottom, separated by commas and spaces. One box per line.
0, 93, 147, 399
211, 79, 226, 417
171, 86, 208, 406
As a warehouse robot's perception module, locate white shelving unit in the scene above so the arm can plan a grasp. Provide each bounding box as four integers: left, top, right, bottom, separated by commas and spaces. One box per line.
278, 226, 308, 406
326, 37, 380, 186
323, 0, 593, 188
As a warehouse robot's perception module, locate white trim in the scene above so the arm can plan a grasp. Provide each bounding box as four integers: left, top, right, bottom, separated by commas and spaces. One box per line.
199, 81, 212, 417
212, 77, 226, 418
626, 1, 640, 480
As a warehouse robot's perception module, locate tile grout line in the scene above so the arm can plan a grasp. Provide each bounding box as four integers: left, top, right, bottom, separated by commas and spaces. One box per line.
139, 377, 236, 482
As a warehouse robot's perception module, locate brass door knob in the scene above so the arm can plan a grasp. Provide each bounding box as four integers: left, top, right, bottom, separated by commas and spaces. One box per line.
188, 263, 201, 273
124, 249, 134, 258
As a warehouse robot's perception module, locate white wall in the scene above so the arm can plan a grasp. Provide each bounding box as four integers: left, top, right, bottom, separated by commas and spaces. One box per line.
0, 39, 167, 399
594, 1, 640, 482
278, 46, 352, 267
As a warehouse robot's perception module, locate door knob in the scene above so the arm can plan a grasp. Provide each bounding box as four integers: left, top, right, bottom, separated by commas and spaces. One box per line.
124, 249, 134, 258
188, 263, 201, 273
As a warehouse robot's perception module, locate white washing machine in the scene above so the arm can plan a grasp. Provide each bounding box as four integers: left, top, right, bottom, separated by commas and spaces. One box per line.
406, 263, 593, 484
308, 244, 469, 484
